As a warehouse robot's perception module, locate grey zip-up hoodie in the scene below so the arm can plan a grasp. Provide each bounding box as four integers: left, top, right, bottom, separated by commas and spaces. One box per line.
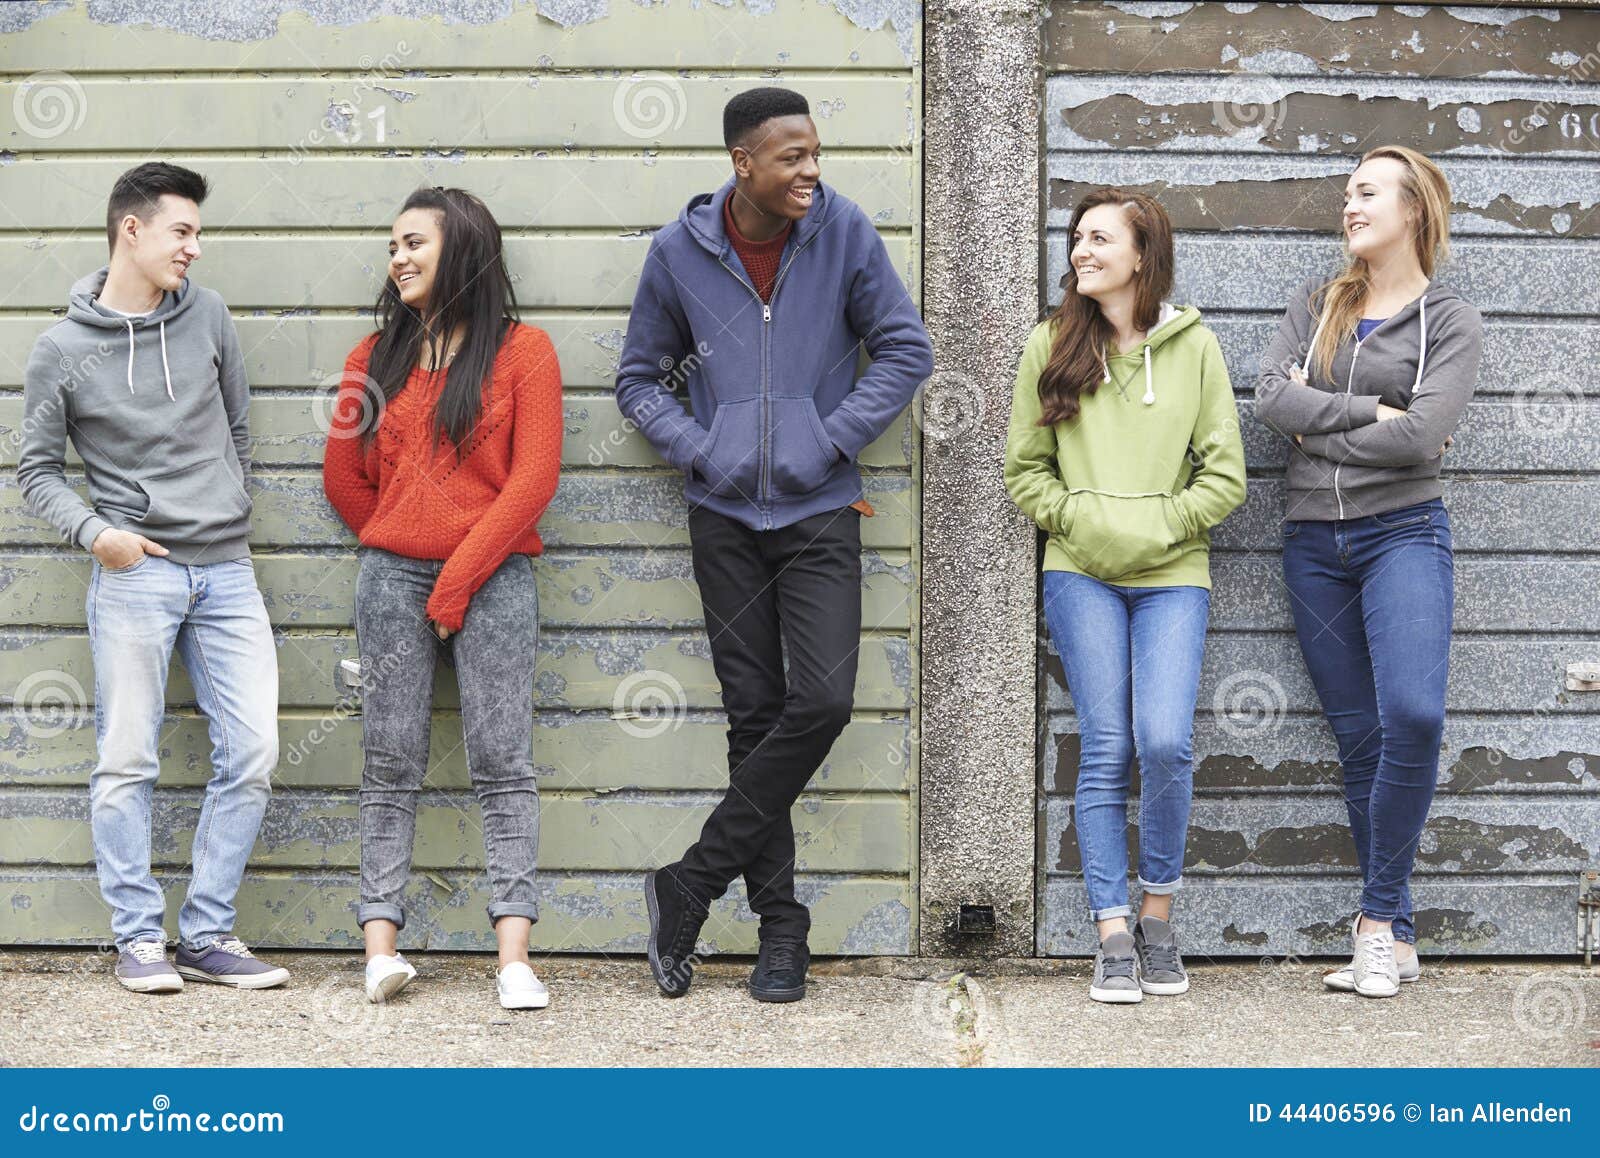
1256, 275, 1483, 521
18, 267, 254, 563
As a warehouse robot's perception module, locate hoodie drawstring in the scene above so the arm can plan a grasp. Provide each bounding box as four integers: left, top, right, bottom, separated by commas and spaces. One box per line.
122, 317, 176, 401
1100, 337, 1159, 406
1411, 294, 1428, 392
158, 319, 174, 401
1301, 293, 1428, 393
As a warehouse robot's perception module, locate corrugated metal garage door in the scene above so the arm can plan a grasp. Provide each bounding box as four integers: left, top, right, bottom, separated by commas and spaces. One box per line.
0, 1, 921, 953
1038, 2, 1600, 956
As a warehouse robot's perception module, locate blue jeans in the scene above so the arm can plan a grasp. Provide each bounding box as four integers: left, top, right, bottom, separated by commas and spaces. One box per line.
1042, 569, 1210, 921
85, 554, 278, 950
1281, 498, 1454, 945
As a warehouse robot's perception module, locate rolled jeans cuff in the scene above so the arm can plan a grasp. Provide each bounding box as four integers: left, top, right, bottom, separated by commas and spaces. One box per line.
488, 901, 539, 927
1139, 875, 1183, 896
1090, 903, 1134, 922
357, 902, 405, 930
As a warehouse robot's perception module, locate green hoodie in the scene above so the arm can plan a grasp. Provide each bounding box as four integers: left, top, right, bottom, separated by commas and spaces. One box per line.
1004, 304, 1246, 588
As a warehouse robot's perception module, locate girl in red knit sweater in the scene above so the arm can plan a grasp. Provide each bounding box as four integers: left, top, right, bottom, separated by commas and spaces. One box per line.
322, 187, 562, 1011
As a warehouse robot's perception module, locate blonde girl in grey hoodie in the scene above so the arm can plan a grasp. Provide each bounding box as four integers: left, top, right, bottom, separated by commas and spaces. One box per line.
1257, 146, 1483, 999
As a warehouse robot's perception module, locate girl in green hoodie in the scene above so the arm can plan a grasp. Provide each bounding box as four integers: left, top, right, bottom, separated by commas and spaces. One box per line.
1005, 188, 1246, 1004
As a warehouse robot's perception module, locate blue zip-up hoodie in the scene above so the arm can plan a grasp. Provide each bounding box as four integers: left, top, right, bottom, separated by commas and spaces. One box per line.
615, 178, 933, 531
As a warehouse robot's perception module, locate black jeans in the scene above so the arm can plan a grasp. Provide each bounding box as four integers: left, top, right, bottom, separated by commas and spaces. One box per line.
672, 505, 863, 942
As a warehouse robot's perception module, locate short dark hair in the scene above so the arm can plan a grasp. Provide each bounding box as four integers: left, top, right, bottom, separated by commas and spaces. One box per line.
722, 87, 810, 151
106, 162, 209, 255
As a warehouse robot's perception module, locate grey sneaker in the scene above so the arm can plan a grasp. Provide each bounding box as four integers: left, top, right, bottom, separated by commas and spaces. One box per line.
115, 940, 183, 993
1090, 931, 1142, 1004
174, 938, 290, 989
1134, 916, 1190, 996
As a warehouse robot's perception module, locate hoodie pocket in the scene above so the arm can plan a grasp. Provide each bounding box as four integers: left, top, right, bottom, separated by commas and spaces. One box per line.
1065, 491, 1186, 581
132, 458, 252, 542
769, 395, 840, 495
694, 398, 762, 500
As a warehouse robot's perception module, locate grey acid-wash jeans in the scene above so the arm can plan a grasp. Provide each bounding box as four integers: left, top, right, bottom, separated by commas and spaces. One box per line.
353, 548, 541, 931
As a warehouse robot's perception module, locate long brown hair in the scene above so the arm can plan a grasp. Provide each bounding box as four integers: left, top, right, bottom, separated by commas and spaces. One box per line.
1036, 188, 1174, 426
1308, 146, 1452, 381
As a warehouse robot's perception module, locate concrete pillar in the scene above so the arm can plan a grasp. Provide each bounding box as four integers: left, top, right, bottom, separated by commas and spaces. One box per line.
919, 0, 1042, 958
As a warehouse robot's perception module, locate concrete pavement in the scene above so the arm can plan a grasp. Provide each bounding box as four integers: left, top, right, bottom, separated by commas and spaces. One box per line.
0, 951, 1595, 1067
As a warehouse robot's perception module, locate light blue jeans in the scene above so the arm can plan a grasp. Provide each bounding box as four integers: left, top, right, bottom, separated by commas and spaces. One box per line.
86, 553, 278, 950
1042, 569, 1210, 922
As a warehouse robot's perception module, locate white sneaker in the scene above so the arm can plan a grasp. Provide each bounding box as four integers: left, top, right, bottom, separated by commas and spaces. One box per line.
497, 961, 550, 1010
365, 953, 416, 1004
1350, 918, 1400, 998
1324, 953, 1419, 991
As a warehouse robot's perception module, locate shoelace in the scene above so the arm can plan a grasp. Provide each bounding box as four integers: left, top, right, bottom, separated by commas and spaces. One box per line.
215, 938, 255, 959
1140, 936, 1182, 975
1099, 950, 1137, 981
764, 940, 802, 976
128, 942, 166, 965
1358, 933, 1395, 978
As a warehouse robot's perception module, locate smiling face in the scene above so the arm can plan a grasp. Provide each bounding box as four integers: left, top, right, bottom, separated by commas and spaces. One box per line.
120, 194, 202, 292
1070, 202, 1141, 303
388, 207, 445, 312
1343, 155, 1416, 263
731, 113, 821, 223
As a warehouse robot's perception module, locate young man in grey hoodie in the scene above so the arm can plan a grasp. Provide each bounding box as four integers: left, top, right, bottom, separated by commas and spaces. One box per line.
18, 162, 289, 993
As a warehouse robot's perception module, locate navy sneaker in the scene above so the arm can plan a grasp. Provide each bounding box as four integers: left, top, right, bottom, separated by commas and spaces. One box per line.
115, 940, 183, 993
748, 937, 808, 1003
175, 938, 290, 989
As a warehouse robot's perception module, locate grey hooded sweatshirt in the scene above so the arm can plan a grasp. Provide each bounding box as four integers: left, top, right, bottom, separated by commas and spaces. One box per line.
1256, 275, 1483, 521
18, 267, 254, 564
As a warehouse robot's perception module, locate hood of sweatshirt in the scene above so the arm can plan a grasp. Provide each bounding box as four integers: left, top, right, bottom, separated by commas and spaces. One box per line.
66, 266, 197, 401
1296, 278, 1469, 396
678, 177, 837, 261
1099, 302, 1202, 406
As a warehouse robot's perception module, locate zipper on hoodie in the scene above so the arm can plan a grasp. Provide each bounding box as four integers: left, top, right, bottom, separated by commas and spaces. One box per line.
712, 224, 822, 530
1333, 338, 1370, 521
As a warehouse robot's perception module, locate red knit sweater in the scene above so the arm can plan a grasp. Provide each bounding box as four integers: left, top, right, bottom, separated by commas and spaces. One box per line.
322, 323, 563, 632
724, 195, 790, 302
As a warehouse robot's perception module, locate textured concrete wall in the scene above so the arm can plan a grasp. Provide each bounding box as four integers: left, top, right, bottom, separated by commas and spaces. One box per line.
0, 0, 921, 954
1038, 2, 1600, 956
919, 0, 1041, 958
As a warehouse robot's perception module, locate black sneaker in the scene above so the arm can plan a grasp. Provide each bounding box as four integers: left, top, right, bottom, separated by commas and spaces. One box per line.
644, 867, 706, 998
748, 937, 809, 1003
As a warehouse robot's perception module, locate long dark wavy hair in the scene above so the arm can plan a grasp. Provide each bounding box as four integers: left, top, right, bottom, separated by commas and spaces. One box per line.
360, 187, 520, 453
1036, 187, 1174, 425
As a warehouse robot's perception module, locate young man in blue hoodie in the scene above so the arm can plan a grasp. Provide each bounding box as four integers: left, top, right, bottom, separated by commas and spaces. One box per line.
18, 163, 288, 993
616, 88, 933, 1003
